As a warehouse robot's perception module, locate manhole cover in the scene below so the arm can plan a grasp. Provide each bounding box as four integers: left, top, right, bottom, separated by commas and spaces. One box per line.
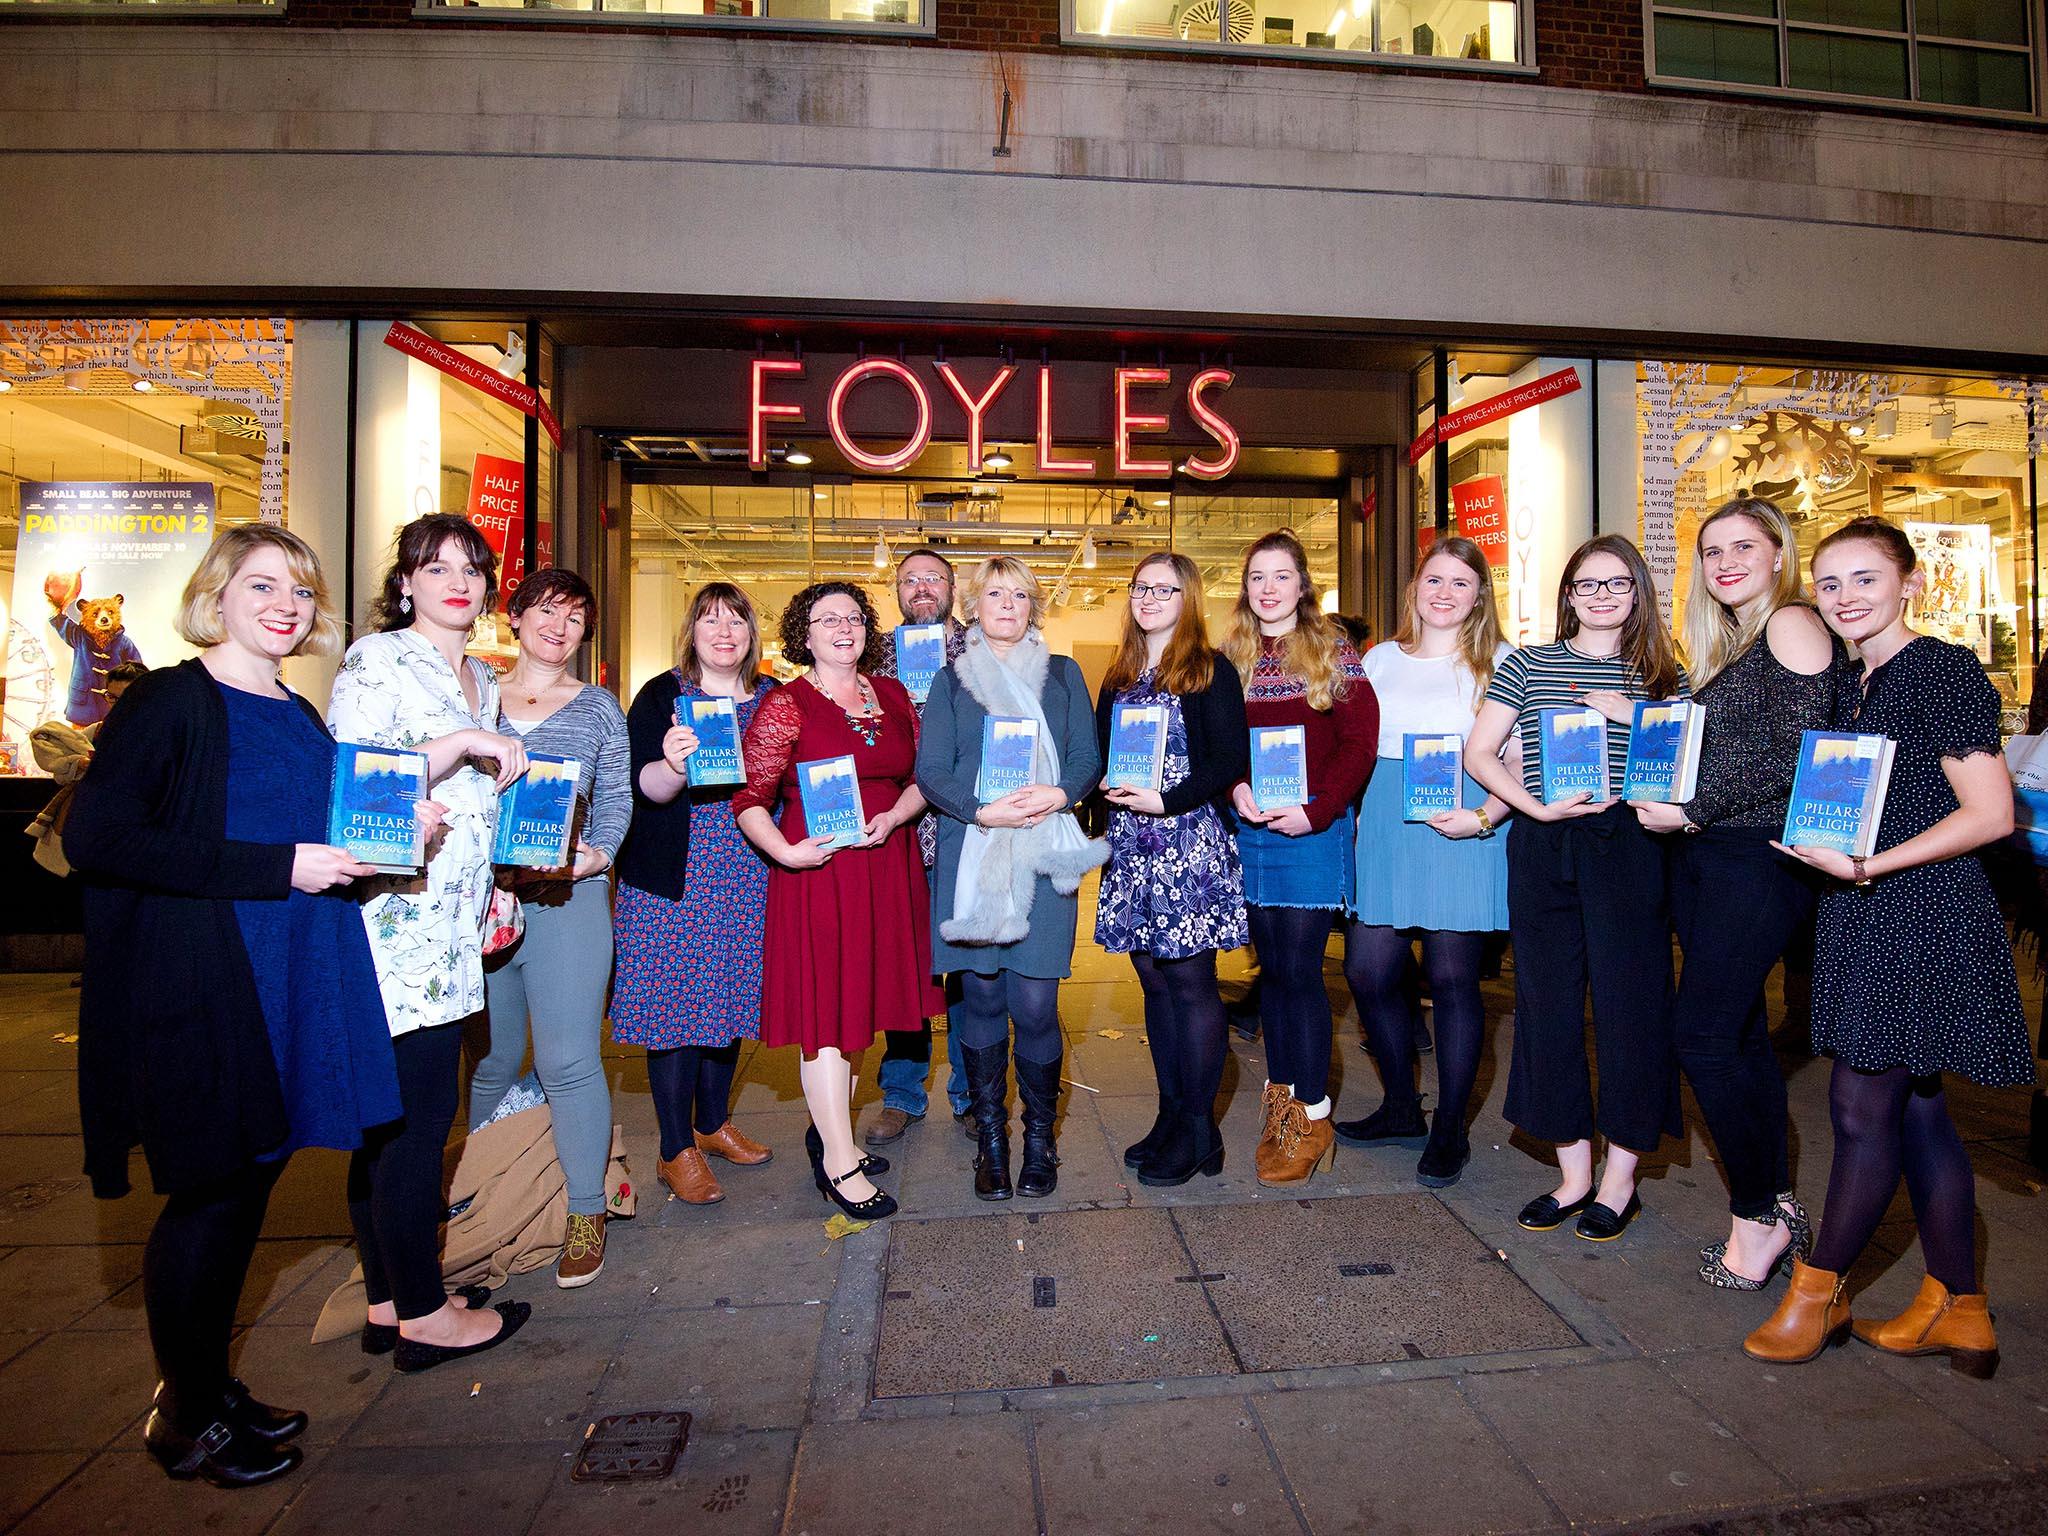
570, 1410, 691, 1482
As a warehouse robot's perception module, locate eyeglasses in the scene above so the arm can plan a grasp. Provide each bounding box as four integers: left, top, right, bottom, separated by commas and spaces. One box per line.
1130, 582, 1183, 601
810, 612, 867, 631
1569, 576, 1637, 598
899, 574, 949, 590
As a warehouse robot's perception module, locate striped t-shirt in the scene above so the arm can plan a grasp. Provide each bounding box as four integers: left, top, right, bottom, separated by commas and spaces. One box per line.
1485, 642, 1690, 798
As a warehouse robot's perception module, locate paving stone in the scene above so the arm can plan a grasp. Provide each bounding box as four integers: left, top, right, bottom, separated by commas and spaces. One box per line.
594, 1303, 822, 1433
1464, 1358, 1789, 1527
0, 1069, 70, 1111
226, 1322, 392, 1446
0, 1451, 87, 1530
344, 1315, 627, 1448
252, 1243, 361, 1327
1256, 1378, 1559, 1536
783, 1414, 1035, 1536
10, 1447, 322, 1536
270, 1442, 558, 1536
1526, 1225, 1784, 1355
525, 1428, 796, 1536
528, 1212, 844, 1320
1855, 1307, 2048, 1468
1033, 1394, 1297, 1534
0, 1241, 142, 1331
0, 1081, 79, 1137
0, 1328, 157, 1452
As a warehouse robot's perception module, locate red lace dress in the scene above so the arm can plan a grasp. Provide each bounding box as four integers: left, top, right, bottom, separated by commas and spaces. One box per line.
734, 673, 945, 1055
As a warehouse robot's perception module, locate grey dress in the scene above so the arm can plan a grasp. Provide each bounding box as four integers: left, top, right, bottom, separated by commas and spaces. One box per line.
916, 654, 1103, 979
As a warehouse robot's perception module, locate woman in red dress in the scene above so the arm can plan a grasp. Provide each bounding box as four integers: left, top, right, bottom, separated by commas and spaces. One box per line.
734, 581, 945, 1221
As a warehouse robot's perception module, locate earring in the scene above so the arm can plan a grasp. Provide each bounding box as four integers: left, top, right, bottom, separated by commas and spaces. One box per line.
400, 594, 412, 615
1773, 563, 1782, 573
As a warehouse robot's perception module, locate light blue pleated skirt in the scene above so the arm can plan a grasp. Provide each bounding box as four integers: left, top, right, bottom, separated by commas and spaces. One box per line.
1352, 766, 1510, 932
1236, 810, 1354, 911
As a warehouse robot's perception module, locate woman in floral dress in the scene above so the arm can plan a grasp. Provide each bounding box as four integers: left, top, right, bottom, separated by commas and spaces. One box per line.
1094, 551, 1250, 1187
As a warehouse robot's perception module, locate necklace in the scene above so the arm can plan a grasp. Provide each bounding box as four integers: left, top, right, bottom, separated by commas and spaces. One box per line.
813, 671, 882, 748
507, 670, 563, 708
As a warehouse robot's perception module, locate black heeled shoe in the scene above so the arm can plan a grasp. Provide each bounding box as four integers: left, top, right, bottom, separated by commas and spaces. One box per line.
1136, 1110, 1225, 1187
1123, 1095, 1175, 1170
361, 1283, 494, 1356
391, 1301, 532, 1375
804, 1123, 888, 1177
815, 1160, 898, 1221
144, 1410, 302, 1489
154, 1378, 306, 1446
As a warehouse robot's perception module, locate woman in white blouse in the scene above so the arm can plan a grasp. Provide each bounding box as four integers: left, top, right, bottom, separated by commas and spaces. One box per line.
326, 514, 531, 1372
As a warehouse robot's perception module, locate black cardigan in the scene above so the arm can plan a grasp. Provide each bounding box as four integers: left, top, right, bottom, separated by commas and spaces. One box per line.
1093, 654, 1249, 816
65, 659, 301, 1199
614, 669, 692, 901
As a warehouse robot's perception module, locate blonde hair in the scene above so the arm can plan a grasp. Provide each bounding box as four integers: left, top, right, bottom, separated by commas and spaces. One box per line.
1392, 537, 1505, 703
1102, 551, 1216, 698
1221, 529, 1350, 711
1682, 497, 1807, 689
676, 581, 763, 693
176, 524, 343, 657
960, 555, 1046, 632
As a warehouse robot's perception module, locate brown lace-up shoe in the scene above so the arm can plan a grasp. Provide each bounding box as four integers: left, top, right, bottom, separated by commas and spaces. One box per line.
1257, 1098, 1337, 1188
557, 1212, 606, 1289
696, 1121, 773, 1166
657, 1147, 725, 1205
1252, 1081, 1292, 1181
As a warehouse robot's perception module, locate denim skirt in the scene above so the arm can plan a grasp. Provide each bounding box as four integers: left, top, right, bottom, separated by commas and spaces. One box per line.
1236, 810, 1354, 911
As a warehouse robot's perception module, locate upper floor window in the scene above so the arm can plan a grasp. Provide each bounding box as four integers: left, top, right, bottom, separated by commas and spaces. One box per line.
1649, 1, 2040, 117
1066, 0, 1529, 67
417, 0, 927, 26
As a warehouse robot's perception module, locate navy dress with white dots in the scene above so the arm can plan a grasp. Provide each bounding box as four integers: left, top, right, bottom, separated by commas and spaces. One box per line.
1809, 636, 2033, 1086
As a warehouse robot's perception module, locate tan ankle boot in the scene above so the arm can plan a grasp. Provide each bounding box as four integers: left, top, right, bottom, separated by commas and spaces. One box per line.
1743, 1259, 1852, 1364
1252, 1082, 1292, 1181
657, 1147, 725, 1205
1853, 1275, 1999, 1378
1256, 1099, 1336, 1189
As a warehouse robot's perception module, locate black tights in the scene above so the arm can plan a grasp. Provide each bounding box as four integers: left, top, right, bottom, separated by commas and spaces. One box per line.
956, 971, 1063, 1063
347, 1022, 461, 1320
145, 1159, 283, 1433
1245, 905, 1336, 1105
1810, 1062, 1978, 1294
1129, 949, 1228, 1117
647, 1043, 741, 1161
1345, 923, 1488, 1142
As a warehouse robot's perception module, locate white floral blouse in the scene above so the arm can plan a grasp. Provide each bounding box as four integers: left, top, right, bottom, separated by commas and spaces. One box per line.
327, 629, 501, 1037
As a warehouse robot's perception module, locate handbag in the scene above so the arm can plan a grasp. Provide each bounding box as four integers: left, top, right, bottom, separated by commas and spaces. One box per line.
480, 882, 525, 955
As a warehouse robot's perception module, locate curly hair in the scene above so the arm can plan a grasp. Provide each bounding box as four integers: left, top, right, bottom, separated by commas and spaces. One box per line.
778, 580, 885, 672
372, 514, 497, 632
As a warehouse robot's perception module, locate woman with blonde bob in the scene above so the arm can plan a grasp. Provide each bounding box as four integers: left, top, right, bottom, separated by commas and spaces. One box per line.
69, 526, 416, 1486
916, 557, 1105, 1200
1095, 551, 1250, 1186
1627, 497, 1840, 1292
1220, 531, 1375, 1188
1336, 537, 1514, 1190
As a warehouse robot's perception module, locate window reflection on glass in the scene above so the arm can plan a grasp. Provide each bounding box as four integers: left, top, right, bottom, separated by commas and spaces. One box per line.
1071, 0, 1520, 61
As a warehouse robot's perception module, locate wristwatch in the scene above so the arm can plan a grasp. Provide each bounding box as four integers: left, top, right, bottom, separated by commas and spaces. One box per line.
1851, 855, 1875, 888
1473, 807, 1496, 839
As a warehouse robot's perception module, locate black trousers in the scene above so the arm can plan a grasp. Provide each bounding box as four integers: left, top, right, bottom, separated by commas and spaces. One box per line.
347, 1022, 462, 1320
145, 1158, 284, 1433
1671, 828, 1814, 1218
1504, 806, 1679, 1152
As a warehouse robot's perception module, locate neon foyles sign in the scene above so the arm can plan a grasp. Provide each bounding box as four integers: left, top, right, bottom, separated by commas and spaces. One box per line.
748, 360, 1241, 481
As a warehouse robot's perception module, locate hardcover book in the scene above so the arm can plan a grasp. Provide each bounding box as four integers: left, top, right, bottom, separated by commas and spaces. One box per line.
975, 716, 1040, 803
1782, 731, 1897, 857
1536, 707, 1609, 804
1622, 699, 1707, 803
327, 742, 431, 870
1250, 724, 1310, 812
1402, 733, 1464, 821
798, 754, 866, 849
1104, 703, 1167, 792
492, 753, 583, 869
682, 695, 745, 787
894, 623, 947, 704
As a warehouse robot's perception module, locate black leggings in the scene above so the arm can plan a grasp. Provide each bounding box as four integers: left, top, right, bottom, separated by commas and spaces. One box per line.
1810, 1062, 1978, 1294
146, 1159, 284, 1433
1129, 950, 1228, 1117
347, 1022, 462, 1320
956, 971, 1062, 1064
647, 1043, 741, 1160
1346, 923, 1488, 1141
1245, 905, 1337, 1104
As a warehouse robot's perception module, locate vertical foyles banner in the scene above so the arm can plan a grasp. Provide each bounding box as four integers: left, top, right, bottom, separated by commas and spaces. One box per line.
464, 454, 553, 608
8, 482, 215, 748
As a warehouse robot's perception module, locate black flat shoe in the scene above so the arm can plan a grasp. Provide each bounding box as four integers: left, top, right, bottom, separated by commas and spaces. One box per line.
361, 1283, 494, 1355
391, 1301, 532, 1374
144, 1410, 302, 1489
1517, 1189, 1596, 1231
804, 1123, 888, 1176
1332, 1101, 1430, 1150
1575, 1193, 1643, 1242
155, 1378, 306, 1446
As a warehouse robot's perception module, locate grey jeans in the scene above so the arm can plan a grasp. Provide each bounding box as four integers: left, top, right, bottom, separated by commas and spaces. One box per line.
472, 874, 616, 1215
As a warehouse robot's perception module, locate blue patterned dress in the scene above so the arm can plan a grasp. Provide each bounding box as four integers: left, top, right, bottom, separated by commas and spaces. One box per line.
1093, 671, 1249, 959
611, 681, 777, 1049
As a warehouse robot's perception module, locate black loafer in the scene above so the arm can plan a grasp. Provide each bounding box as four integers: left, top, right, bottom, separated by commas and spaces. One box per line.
144, 1410, 302, 1489
1575, 1193, 1643, 1242
1517, 1189, 1596, 1231
154, 1378, 307, 1446
392, 1301, 532, 1375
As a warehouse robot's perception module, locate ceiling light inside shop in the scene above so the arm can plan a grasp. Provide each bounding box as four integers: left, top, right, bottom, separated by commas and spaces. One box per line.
496, 331, 527, 378
1151, 496, 1170, 509
1928, 401, 1956, 441
784, 446, 814, 467
873, 530, 890, 569
0, 379, 12, 393
1325, 4, 1345, 29
1080, 531, 1098, 569
1872, 406, 1899, 438
1845, 423, 1865, 438
983, 447, 1014, 471
1701, 431, 1736, 468
1448, 371, 1466, 407
1321, 590, 1340, 613
131, 378, 154, 393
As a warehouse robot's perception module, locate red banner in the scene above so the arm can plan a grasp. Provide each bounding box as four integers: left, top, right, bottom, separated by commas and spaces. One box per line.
383, 322, 563, 450
1450, 474, 1507, 565
465, 453, 553, 605
1408, 366, 1582, 465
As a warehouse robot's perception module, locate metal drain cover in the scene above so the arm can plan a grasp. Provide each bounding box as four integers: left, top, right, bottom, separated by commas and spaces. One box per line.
570, 1410, 692, 1483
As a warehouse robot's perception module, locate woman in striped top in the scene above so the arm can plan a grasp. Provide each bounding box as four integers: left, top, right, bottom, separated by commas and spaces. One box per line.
1465, 535, 1687, 1243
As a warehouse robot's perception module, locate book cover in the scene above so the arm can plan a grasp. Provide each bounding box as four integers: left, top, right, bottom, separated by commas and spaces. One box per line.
327, 742, 431, 870
1104, 703, 1167, 792
1783, 731, 1897, 857
975, 716, 1039, 803
1402, 732, 1464, 821
1622, 699, 1707, 803
682, 695, 745, 787
492, 753, 583, 869
798, 754, 866, 849
1536, 707, 1609, 804
894, 623, 947, 704
1249, 724, 1310, 811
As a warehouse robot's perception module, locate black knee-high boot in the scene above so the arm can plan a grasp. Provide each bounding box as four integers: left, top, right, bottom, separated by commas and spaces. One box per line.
1014, 1054, 1062, 1199
962, 1041, 1013, 1201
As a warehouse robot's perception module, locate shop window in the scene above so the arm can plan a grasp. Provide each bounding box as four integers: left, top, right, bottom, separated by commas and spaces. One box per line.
1065, 0, 1526, 67
1649, 0, 2041, 116
418, 0, 928, 32
0, 0, 278, 9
